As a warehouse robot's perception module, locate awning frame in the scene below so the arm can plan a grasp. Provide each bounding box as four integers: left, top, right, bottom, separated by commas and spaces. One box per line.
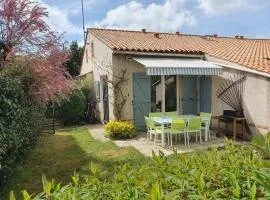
133, 57, 223, 76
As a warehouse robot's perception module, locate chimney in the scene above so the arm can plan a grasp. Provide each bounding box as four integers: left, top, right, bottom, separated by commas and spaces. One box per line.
213, 34, 218, 37
235, 35, 239, 39
176, 31, 180, 35
154, 33, 160, 38
142, 28, 146, 33
239, 35, 244, 39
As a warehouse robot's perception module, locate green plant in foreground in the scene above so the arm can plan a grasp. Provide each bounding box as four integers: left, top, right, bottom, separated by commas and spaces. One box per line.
10, 143, 270, 200
252, 132, 270, 160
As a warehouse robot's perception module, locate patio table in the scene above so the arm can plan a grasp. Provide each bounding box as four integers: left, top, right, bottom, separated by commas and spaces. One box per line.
150, 115, 209, 147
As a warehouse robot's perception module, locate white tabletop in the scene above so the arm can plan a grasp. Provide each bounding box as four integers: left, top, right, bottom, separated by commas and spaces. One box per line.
150, 115, 208, 124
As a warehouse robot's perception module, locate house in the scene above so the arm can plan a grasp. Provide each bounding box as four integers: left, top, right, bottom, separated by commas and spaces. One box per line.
80, 28, 270, 135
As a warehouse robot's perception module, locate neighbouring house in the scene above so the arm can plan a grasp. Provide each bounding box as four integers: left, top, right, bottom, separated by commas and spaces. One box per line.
80, 28, 270, 135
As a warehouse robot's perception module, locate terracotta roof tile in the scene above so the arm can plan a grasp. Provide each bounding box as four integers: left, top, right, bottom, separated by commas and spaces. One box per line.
88, 28, 270, 74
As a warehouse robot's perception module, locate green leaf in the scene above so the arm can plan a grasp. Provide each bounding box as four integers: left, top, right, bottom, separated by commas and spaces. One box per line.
72, 172, 79, 185
22, 190, 31, 200
232, 188, 240, 198
151, 182, 164, 200
250, 183, 256, 200
42, 174, 51, 197
188, 194, 206, 200
9, 190, 16, 200
209, 188, 226, 198
164, 189, 182, 200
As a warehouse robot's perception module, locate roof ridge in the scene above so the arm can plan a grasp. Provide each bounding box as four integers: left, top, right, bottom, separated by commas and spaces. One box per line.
87, 27, 270, 41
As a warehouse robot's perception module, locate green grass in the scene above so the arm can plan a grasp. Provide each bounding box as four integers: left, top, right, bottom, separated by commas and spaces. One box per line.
1, 126, 147, 199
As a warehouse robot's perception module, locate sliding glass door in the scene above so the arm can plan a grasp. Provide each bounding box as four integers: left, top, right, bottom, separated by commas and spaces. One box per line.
151, 75, 176, 112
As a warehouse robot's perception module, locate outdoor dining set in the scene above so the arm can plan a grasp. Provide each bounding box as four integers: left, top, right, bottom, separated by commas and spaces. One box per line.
144, 112, 212, 147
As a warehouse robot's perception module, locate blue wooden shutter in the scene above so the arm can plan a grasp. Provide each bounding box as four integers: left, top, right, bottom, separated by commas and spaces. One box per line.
200, 76, 212, 112
133, 73, 151, 130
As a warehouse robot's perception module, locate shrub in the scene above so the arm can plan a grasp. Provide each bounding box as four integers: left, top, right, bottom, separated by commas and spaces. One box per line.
56, 86, 86, 125
105, 121, 136, 139
0, 64, 44, 183
12, 143, 270, 199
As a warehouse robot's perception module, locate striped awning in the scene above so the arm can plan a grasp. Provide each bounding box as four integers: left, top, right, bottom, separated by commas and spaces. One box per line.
133, 57, 222, 75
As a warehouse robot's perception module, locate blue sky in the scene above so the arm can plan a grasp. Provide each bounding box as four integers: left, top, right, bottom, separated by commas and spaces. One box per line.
40, 0, 270, 45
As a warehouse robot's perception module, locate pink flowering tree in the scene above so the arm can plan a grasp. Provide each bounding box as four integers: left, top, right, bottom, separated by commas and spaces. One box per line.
0, 0, 71, 101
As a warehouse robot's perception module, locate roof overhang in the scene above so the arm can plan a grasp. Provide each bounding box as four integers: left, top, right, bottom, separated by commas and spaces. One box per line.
133, 57, 223, 76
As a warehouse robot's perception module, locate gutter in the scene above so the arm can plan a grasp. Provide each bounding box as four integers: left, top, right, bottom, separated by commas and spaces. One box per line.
114, 50, 270, 78
209, 62, 270, 78
112, 50, 204, 59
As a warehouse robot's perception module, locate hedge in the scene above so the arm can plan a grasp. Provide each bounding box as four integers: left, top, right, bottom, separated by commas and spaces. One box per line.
54, 85, 87, 125
0, 64, 44, 184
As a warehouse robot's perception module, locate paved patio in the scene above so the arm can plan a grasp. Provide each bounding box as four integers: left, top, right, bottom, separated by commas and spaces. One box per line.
88, 125, 249, 157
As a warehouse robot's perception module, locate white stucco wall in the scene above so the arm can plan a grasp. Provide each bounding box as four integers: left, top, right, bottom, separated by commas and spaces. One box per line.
211, 68, 270, 134
112, 54, 146, 122
80, 32, 114, 121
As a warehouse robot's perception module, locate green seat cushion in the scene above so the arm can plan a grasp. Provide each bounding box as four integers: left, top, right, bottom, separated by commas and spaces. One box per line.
170, 129, 185, 134
155, 127, 170, 134
186, 129, 200, 133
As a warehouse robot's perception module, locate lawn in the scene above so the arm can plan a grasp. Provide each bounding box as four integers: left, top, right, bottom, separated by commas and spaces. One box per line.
1, 126, 147, 199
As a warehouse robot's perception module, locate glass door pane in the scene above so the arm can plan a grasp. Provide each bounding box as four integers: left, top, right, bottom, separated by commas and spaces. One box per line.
165, 75, 176, 112
151, 76, 162, 112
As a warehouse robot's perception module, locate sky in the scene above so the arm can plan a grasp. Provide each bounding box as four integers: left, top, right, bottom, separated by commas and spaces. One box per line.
40, 0, 270, 46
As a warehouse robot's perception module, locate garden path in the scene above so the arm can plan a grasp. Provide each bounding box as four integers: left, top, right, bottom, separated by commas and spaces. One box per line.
88, 125, 249, 157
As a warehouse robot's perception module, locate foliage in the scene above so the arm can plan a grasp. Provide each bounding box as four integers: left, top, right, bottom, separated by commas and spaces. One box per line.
65, 41, 83, 77
55, 85, 86, 125
252, 132, 270, 159
0, 64, 44, 184
0, 0, 70, 101
11, 142, 270, 199
105, 121, 136, 139
76, 76, 94, 102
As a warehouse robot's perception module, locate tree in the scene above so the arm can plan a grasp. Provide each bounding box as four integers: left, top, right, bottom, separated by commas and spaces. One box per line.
65, 41, 83, 77
0, 0, 70, 101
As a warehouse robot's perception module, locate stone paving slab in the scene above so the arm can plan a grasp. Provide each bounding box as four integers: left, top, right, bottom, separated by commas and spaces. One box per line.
88, 125, 249, 157
88, 124, 110, 142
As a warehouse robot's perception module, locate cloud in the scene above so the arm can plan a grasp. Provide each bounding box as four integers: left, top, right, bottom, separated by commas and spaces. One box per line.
197, 0, 257, 15
39, 1, 82, 35
93, 0, 196, 32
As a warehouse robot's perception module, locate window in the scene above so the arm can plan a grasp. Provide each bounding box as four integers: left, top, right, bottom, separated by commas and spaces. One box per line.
95, 81, 100, 101
91, 41, 94, 58
151, 76, 161, 112
165, 75, 176, 112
